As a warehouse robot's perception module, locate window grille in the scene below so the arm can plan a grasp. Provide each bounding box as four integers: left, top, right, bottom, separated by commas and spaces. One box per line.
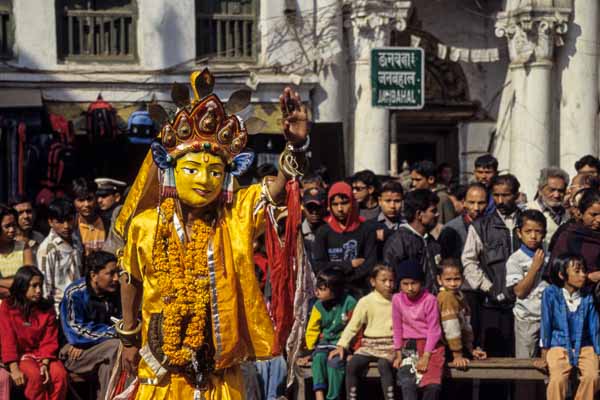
59, 2, 136, 62
196, 0, 257, 62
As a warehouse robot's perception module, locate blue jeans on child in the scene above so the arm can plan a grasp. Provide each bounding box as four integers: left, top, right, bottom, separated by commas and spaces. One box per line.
255, 355, 287, 399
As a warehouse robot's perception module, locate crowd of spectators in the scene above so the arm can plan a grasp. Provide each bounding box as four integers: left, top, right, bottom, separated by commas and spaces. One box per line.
0, 178, 125, 399
2, 153, 600, 400
292, 153, 600, 400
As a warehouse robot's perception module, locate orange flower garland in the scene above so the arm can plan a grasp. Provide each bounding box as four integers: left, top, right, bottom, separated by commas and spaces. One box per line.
153, 199, 212, 366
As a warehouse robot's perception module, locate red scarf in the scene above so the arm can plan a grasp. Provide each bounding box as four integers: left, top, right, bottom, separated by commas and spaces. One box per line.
265, 179, 302, 354
324, 181, 364, 233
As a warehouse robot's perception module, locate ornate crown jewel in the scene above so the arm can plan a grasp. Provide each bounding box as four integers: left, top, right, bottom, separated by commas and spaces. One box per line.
150, 68, 253, 163
148, 68, 266, 199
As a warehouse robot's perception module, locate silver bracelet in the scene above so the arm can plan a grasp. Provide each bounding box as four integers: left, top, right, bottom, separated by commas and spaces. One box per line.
286, 135, 310, 153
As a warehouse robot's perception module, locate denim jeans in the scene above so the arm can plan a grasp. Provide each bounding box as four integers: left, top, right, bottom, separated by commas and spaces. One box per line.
255, 355, 287, 399
241, 361, 261, 400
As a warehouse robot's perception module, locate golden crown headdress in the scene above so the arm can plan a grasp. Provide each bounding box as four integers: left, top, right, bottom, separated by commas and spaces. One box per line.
148, 68, 265, 198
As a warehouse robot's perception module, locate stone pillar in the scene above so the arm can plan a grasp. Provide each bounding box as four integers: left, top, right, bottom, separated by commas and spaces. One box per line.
558, 0, 599, 177
390, 113, 399, 176
496, 6, 570, 197
344, 0, 412, 175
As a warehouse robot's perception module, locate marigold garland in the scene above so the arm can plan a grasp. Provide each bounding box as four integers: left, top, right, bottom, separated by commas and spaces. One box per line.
153, 199, 212, 366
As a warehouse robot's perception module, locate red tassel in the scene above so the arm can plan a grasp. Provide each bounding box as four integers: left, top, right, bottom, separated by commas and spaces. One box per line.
265, 179, 302, 355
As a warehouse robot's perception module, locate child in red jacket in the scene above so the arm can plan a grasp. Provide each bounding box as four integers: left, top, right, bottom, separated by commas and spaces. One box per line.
0, 266, 67, 400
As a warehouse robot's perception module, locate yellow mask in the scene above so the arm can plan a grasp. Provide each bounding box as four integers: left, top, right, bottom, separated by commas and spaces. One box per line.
174, 152, 225, 208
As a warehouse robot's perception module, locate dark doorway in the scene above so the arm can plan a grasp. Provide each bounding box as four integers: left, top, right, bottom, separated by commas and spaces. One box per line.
309, 122, 345, 182
398, 142, 436, 166
394, 123, 459, 170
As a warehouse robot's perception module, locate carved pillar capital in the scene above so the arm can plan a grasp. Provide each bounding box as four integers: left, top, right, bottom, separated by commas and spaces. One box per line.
343, 0, 412, 61
495, 6, 571, 64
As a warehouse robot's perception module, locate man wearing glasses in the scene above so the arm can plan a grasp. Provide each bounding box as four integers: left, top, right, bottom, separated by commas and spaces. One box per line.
351, 170, 381, 221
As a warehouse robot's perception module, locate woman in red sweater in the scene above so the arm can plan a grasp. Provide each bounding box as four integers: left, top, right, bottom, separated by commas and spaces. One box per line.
0, 265, 67, 400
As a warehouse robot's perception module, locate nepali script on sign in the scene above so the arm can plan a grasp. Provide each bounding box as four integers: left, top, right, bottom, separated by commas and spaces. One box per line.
371, 48, 424, 109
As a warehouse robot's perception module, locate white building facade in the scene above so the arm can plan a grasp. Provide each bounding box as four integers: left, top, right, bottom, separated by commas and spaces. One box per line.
0, 0, 597, 199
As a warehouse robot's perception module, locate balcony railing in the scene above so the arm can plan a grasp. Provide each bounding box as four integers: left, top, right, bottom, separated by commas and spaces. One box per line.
0, 9, 11, 58
196, 4, 257, 62
61, 8, 136, 62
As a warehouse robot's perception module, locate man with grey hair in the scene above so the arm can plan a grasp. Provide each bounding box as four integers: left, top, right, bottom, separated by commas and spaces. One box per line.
527, 166, 569, 246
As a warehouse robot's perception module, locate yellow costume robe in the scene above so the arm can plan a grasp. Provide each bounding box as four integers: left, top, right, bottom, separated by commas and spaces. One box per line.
122, 184, 275, 399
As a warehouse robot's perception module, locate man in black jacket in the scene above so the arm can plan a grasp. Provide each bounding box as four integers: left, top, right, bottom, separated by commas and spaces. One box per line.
438, 182, 488, 259
461, 174, 522, 400
383, 189, 441, 293
462, 174, 521, 312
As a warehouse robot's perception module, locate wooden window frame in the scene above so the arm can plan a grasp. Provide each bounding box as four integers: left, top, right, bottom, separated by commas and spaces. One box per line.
57, 1, 138, 63
196, 0, 258, 63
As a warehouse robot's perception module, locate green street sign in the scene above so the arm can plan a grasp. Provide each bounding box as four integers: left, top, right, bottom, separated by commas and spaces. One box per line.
371, 47, 424, 110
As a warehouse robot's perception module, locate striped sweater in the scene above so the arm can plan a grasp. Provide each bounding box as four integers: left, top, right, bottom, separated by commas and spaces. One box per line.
437, 288, 474, 354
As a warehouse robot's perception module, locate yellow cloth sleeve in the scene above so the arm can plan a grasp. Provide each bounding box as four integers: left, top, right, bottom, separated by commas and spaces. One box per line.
121, 208, 154, 282
305, 306, 322, 351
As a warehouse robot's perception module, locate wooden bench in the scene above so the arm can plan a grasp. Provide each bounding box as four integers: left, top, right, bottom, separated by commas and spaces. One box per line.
293, 358, 546, 400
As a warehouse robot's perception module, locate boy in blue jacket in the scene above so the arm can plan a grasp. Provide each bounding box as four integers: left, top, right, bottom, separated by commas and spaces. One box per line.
59, 251, 122, 400
535, 253, 600, 400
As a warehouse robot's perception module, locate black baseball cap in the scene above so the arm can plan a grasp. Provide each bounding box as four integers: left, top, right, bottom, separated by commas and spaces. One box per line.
302, 188, 326, 206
